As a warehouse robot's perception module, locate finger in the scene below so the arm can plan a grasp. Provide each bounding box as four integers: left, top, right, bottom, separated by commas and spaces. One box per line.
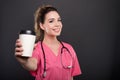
15, 47, 23, 52
15, 39, 22, 47
16, 42, 22, 47
16, 39, 20, 42
15, 52, 23, 56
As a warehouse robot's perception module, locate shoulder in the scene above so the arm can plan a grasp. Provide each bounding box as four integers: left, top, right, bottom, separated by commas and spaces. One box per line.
61, 41, 77, 56
34, 41, 41, 51
61, 41, 73, 48
35, 41, 40, 47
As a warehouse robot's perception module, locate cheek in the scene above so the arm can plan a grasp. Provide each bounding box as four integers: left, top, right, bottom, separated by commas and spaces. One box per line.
60, 23, 63, 28
45, 27, 49, 33
60, 25, 63, 30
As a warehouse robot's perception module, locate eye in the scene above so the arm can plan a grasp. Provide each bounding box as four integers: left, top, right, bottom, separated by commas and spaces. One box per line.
48, 18, 54, 23
49, 20, 53, 23
58, 19, 62, 22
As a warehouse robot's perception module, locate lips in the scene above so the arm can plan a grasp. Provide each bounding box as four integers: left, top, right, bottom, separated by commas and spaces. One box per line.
53, 28, 61, 32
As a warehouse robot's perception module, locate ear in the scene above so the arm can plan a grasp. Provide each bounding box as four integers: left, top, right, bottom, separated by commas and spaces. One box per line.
39, 23, 45, 30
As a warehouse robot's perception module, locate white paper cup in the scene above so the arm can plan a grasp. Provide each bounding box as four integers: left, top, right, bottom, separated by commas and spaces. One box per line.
19, 30, 36, 57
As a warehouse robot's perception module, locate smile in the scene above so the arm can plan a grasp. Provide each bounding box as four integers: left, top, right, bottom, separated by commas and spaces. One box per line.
53, 28, 60, 32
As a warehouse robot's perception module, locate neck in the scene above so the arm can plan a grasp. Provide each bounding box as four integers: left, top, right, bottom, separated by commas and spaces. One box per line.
43, 35, 59, 45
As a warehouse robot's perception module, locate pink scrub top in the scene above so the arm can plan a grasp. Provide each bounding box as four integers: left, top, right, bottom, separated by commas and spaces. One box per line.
30, 41, 82, 80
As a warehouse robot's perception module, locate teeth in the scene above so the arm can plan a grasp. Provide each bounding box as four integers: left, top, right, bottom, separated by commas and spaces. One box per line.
54, 29, 60, 32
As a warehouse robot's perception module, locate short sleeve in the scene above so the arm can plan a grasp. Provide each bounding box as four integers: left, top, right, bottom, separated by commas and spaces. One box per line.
69, 45, 82, 76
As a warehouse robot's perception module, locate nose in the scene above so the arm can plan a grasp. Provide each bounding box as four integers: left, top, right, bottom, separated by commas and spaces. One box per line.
55, 21, 61, 27
55, 22, 59, 27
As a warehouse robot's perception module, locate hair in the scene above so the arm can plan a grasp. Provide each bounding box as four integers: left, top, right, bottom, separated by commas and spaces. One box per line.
34, 5, 59, 42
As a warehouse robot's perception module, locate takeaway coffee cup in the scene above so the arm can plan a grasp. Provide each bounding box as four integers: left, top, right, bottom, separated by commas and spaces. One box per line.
19, 30, 36, 57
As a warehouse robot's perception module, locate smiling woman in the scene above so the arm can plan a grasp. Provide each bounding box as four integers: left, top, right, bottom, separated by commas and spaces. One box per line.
40, 11, 62, 38
14, 4, 82, 80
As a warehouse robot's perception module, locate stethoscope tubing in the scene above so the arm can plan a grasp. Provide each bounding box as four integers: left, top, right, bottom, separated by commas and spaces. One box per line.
40, 40, 73, 78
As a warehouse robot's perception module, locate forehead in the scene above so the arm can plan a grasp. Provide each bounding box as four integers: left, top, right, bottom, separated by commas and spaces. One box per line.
45, 11, 60, 19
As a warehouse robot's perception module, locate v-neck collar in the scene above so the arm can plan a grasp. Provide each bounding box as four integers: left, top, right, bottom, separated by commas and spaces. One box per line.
42, 41, 62, 57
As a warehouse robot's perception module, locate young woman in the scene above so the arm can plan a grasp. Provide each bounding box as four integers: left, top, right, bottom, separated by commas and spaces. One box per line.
15, 5, 82, 80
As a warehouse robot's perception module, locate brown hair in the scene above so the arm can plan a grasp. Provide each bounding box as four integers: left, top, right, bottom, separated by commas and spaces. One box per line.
34, 5, 58, 42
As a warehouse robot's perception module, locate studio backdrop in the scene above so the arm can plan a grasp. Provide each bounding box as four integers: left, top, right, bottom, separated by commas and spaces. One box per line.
0, 0, 119, 80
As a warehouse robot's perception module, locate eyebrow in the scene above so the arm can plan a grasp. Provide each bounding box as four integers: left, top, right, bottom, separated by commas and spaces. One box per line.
48, 17, 61, 20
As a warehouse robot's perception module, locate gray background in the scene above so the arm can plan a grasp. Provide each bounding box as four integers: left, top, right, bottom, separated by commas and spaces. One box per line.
0, 0, 120, 80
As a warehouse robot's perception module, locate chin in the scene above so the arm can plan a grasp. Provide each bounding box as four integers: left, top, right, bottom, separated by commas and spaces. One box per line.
56, 33, 61, 36
53, 32, 60, 36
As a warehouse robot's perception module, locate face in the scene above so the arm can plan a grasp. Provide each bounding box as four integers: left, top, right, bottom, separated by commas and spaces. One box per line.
40, 11, 62, 37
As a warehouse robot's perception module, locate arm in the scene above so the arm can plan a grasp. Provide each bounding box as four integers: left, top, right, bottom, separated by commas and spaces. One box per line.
16, 56, 37, 71
15, 39, 37, 71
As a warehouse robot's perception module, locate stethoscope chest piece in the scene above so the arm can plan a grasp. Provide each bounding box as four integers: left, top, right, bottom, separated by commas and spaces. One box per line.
42, 71, 46, 78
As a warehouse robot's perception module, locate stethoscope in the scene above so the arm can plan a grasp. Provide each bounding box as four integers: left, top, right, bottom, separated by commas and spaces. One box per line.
40, 40, 73, 78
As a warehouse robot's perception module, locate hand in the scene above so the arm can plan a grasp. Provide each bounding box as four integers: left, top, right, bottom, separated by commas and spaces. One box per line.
15, 39, 29, 64
15, 39, 23, 56
14, 39, 37, 71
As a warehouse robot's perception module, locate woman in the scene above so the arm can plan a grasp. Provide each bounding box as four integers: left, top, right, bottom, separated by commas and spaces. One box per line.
15, 5, 82, 80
